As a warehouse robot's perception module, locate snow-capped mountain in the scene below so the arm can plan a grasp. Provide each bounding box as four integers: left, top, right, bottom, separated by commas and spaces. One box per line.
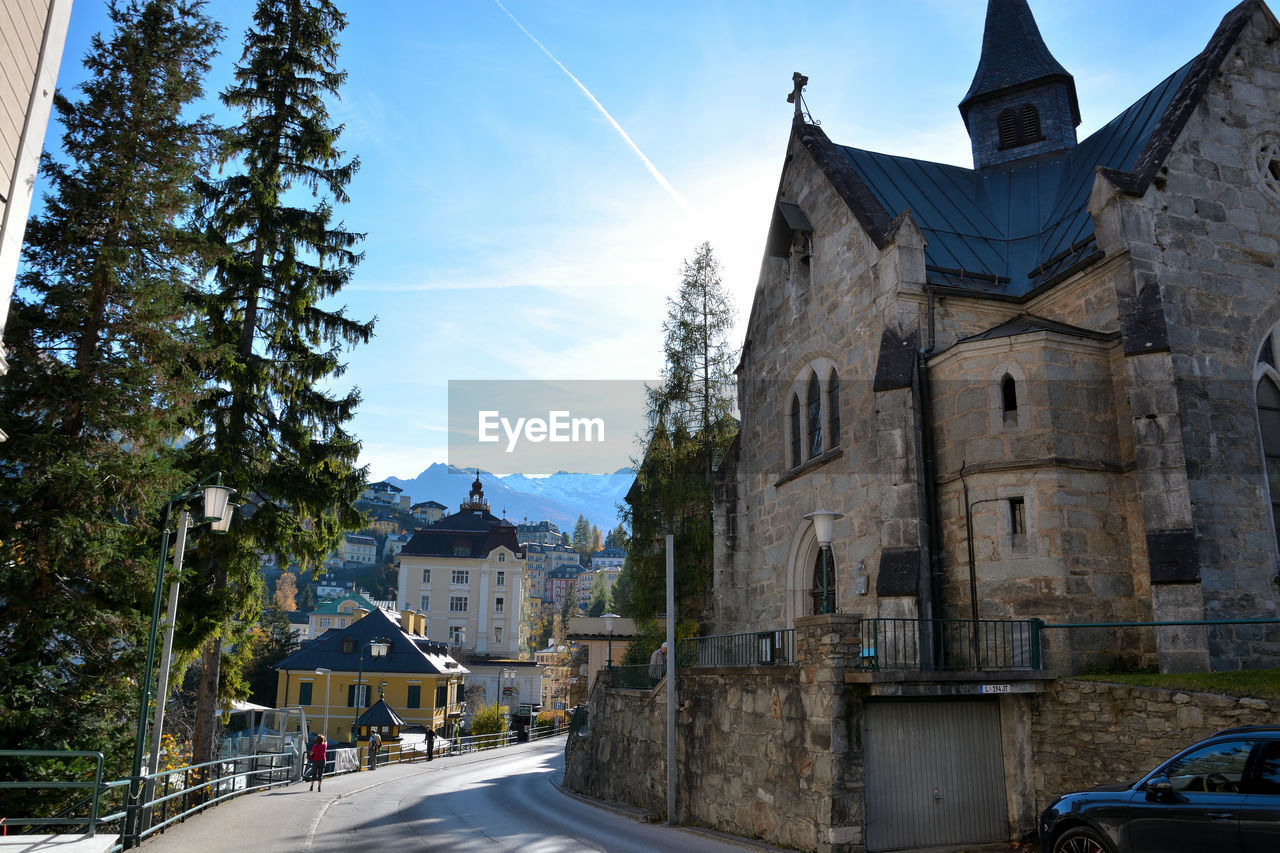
384, 464, 634, 530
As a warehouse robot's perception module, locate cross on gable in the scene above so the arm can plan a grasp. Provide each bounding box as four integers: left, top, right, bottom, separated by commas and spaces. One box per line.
787, 72, 809, 118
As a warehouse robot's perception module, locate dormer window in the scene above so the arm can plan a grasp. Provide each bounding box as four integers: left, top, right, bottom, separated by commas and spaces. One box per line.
342, 637, 356, 654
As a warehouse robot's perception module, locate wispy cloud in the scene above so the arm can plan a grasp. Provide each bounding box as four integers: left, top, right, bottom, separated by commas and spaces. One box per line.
491, 0, 692, 214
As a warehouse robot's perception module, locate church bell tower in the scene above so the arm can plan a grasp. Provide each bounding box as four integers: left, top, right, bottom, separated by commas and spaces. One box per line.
959, 0, 1081, 169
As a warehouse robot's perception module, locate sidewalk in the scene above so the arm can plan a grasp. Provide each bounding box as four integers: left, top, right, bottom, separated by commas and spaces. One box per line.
0, 835, 116, 853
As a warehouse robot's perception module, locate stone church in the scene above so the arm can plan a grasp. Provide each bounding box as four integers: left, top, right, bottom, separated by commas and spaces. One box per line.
713, 0, 1280, 674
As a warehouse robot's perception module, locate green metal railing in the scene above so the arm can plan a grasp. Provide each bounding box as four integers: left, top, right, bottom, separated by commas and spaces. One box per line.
861, 617, 1042, 671
609, 664, 656, 689
679, 629, 796, 667
0, 749, 107, 835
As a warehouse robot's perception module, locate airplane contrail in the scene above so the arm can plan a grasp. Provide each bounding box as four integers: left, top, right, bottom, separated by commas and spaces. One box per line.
492, 0, 693, 214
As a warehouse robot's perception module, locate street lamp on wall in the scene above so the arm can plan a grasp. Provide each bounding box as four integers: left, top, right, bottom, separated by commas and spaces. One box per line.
126, 475, 236, 848
315, 667, 332, 741
804, 510, 844, 615
602, 612, 619, 669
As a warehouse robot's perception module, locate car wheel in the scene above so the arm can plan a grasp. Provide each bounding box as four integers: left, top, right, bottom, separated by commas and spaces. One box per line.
1052, 826, 1113, 853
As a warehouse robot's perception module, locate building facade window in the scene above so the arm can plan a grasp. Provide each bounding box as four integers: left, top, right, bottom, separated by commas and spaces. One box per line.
806, 372, 822, 459
342, 637, 355, 654
420, 594, 429, 612
1002, 374, 1018, 416
496, 571, 505, 586
827, 369, 841, 447
450, 596, 468, 612
810, 548, 836, 615
494, 626, 503, 643
299, 682, 313, 705
422, 569, 430, 583
495, 597, 504, 613
436, 683, 448, 707
347, 683, 369, 708
320, 617, 331, 628
448, 625, 465, 645
790, 394, 801, 467
1258, 374, 1280, 550
407, 685, 421, 709
498, 553, 506, 562
451, 570, 469, 585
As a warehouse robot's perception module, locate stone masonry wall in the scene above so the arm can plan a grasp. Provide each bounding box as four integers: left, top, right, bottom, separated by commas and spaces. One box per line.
566, 648, 1280, 853
564, 615, 865, 852
1030, 677, 1280, 812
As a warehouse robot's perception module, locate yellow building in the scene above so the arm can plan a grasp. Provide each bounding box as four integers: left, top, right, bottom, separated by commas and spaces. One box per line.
275, 607, 466, 744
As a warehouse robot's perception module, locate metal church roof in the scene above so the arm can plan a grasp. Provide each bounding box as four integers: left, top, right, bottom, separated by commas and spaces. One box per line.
835, 57, 1195, 298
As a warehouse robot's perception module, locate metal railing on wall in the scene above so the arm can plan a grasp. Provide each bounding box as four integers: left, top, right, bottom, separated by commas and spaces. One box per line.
861, 617, 1042, 671
678, 629, 797, 667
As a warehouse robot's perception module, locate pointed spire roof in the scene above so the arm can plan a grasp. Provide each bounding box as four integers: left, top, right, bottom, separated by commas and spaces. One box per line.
959, 0, 1079, 127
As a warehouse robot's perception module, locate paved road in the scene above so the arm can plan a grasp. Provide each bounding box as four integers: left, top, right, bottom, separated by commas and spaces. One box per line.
139, 737, 776, 852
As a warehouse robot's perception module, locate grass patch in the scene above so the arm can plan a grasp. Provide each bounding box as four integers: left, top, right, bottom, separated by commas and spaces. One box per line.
1077, 668, 1280, 701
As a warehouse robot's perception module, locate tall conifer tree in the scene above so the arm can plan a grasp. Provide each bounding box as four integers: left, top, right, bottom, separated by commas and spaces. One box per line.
185, 0, 371, 762
621, 242, 737, 620
0, 0, 221, 766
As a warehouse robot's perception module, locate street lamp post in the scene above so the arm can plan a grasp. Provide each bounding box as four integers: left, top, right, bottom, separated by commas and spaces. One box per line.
804, 510, 844, 615
352, 638, 389, 741
602, 612, 619, 669
125, 476, 236, 848
315, 667, 332, 741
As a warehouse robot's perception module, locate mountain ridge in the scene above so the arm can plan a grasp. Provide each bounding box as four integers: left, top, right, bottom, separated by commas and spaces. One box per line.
383, 463, 633, 531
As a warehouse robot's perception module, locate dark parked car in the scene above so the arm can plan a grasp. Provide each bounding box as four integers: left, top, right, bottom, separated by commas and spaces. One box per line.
1040, 726, 1280, 852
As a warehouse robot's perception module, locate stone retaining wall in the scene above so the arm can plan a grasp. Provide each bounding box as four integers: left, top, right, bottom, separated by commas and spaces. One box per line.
1030, 677, 1279, 809
566, 626, 1280, 852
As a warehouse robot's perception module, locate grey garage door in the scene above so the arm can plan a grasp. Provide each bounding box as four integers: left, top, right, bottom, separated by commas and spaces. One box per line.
863, 699, 1008, 851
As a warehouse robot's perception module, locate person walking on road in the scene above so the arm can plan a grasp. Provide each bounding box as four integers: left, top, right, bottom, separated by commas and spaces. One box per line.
367, 730, 381, 770
426, 727, 436, 761
307, 734, 327, 792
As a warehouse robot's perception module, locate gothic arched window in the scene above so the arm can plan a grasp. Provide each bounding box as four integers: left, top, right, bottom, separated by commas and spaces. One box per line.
810, 547, 836, 615
807, 373, 822, 458
1258, 374, 1280, 550
827, 369, 841, 448
789, 393, 801, 467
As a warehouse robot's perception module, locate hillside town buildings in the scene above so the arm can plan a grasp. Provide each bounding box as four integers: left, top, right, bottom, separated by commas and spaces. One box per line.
396, 475, 526, 656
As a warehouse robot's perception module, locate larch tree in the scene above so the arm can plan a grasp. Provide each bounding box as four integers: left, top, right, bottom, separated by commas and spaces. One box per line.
0, 0, 221, 772
184, 0, 372, 764
621, 242, 737, 621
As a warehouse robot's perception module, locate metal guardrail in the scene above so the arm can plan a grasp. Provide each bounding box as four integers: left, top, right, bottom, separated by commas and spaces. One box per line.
609, 664, 656, 689
679, 629, 797, 667
6, 723, 571, 848
862, 617, 1042, 671
0, 749, 106, 835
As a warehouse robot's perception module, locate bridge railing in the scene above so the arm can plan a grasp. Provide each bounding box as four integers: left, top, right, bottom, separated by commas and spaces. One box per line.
0, 749, 108, 836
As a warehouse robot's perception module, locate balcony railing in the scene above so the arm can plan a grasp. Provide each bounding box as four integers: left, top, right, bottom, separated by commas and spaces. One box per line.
861, 617, 1042, 671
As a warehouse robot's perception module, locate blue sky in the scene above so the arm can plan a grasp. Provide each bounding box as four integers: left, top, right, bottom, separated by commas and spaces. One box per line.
45, 0, 1243, 479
